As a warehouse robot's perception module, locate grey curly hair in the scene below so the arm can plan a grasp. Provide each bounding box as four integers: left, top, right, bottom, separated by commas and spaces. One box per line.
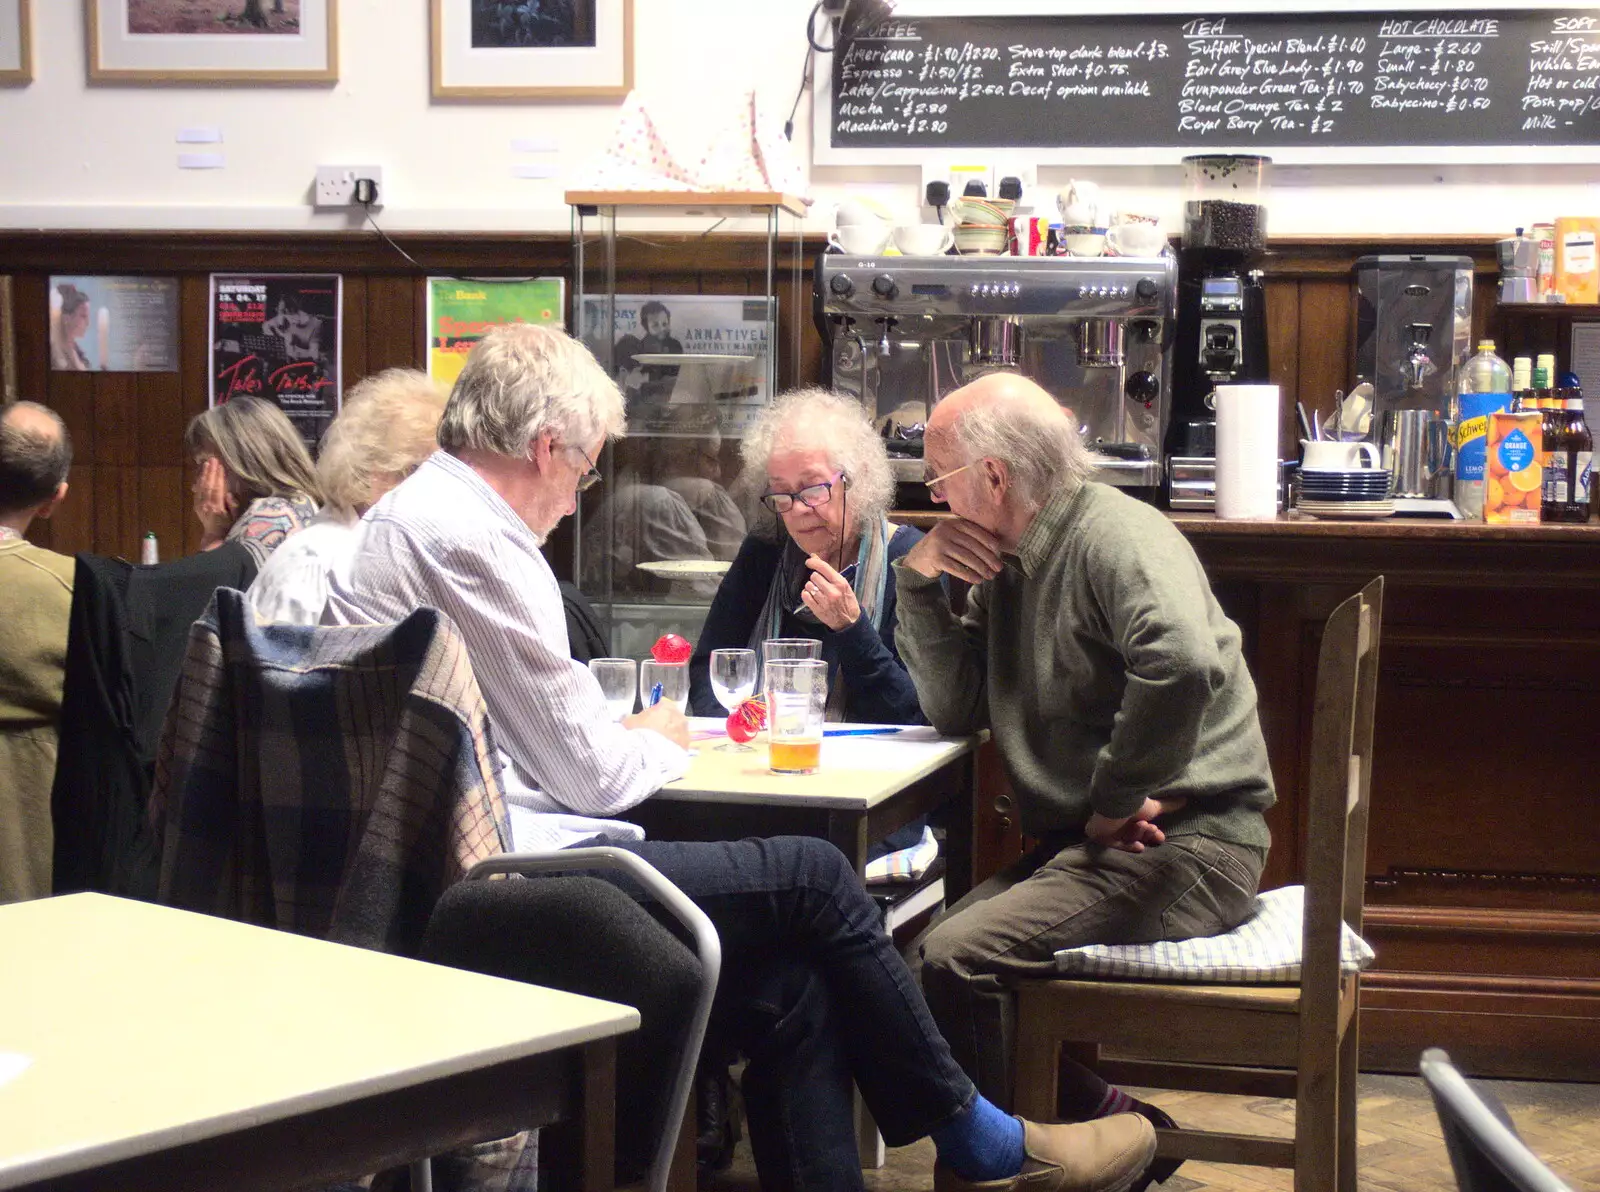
737, 388, 894, 532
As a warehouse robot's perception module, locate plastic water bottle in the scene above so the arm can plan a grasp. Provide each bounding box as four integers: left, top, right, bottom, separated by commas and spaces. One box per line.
1454, 340, 1513, 520
140, 532, 159, 565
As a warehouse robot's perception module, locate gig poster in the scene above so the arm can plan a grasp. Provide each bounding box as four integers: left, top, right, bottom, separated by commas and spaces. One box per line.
426, 277, 565, 387
208, 274, 342, 450
48, 276, 179, 373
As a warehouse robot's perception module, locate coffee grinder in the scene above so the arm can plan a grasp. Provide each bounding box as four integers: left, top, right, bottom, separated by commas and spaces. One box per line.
1168, 154, 1272, 466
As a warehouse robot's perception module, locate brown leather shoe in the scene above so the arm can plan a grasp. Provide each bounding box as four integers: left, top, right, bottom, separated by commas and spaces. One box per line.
933, 1114, 1156, 1192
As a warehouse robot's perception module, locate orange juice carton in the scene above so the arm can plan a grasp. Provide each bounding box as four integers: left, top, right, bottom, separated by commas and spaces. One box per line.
1484, 411, 1544, 523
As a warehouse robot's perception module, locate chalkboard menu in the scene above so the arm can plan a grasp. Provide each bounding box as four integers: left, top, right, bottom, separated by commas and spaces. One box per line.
824, 8, 1600, 156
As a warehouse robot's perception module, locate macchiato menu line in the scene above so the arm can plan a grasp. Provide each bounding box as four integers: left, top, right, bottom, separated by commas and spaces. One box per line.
828, 8, 1600, 152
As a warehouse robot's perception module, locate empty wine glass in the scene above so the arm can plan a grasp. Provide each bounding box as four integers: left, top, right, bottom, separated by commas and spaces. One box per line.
709, 648, 758, 752
588, 657, 637, 721
639, 659, 690, 714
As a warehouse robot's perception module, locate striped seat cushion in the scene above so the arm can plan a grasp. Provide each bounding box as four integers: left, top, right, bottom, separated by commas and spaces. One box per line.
1053, 885, 1376, 983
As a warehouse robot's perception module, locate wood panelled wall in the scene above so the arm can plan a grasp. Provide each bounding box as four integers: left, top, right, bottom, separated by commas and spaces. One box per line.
0, 231, 822, 563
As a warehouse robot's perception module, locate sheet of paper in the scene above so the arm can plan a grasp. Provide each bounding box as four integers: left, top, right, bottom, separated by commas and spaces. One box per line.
0, 1052, 31, 1088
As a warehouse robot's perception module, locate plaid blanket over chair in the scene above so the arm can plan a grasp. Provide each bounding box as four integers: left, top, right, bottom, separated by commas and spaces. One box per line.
150, 588, 510, 957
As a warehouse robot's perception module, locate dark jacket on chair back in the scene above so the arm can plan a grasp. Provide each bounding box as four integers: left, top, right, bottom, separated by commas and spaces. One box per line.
50, 543, 258, 900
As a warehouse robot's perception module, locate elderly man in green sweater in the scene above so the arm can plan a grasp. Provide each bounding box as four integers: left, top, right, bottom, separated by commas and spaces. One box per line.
895, 372, 1276, 1182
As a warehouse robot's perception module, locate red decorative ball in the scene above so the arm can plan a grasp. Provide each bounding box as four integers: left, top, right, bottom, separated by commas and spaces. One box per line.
725, 710, 758, 743
650, 634, 692, 664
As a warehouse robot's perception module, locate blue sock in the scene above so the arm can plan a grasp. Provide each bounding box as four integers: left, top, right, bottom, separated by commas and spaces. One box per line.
930, 1095, 1026, 1182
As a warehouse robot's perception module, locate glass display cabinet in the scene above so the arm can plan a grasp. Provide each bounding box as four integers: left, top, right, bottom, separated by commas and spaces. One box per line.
567, 191, 807, 656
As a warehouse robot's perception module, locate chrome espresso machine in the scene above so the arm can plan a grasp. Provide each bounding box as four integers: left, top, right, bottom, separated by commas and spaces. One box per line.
816, 254, 1179, 493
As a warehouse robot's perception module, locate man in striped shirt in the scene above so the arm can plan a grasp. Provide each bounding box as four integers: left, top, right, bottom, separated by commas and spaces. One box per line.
327, 325, 1154, 1192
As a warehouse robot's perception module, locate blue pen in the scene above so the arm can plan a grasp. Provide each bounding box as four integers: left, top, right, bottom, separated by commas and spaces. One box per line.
823, 727, 904, 737
649, 682, 664, 707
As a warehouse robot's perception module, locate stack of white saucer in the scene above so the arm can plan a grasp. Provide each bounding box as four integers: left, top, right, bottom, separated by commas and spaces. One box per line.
1296, 468, 1396, 519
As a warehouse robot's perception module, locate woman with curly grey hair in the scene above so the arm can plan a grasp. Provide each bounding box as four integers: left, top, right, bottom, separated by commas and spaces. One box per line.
688, 387, 927, 725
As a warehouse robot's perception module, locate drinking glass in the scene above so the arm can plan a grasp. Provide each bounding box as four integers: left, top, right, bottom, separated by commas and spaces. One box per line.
761, 636, 821, 684
587, 657, 637, 721
640, 659, 690, 714
709, 648, 759, 752
764, 658, 827, 775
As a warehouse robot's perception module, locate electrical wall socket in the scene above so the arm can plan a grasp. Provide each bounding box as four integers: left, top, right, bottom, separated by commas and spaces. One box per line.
314, 165, 383, 208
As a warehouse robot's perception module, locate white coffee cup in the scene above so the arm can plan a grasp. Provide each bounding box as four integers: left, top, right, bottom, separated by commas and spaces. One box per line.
891, 223, 955, 256
1106, 222, 1166, 257
828, 224, 891, 255
1301, 439, 1382, 470
834, 198, 887, 227
1062, 232, 1106, 257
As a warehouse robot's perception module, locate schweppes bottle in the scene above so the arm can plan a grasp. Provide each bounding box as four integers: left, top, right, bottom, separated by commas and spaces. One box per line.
1453, 340, 1512, 520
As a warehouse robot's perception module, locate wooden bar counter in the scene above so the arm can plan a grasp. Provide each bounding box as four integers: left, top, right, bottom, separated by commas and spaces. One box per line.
1173, 512, 1600, 1081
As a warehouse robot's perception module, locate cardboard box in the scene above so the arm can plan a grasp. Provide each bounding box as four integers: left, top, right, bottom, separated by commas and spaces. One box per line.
1484, 410, 1544, 524
1554, 216, 1600, 306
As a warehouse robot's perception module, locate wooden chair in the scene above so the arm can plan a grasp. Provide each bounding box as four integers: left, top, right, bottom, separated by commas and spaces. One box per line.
1012, 576, 1384, 1192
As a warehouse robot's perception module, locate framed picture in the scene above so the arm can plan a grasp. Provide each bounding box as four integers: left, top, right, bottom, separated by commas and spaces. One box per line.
1, 277, 17, 403
88, 0, 338, 83
431, 0, 632, 100
0, 0, 30, 84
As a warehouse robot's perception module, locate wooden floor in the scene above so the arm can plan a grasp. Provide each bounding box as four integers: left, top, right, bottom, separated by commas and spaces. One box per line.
708, 1074, 1600, 1191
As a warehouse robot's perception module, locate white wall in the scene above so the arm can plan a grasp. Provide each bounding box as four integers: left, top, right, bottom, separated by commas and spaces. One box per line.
0, 0, 1594, 235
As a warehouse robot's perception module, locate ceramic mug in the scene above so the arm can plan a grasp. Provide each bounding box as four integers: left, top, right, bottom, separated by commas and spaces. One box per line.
1056, 178, 1103, 228
891, 223, 955, 256
1062, 232, 1106, 257
1301, 439, 1382, 470
1106, 222, 1166, 257
828, 224, 891, 255
834, 198, 887, 227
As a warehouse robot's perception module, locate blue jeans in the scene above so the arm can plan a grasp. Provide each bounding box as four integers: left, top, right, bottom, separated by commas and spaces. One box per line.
603, 835, 977, 1192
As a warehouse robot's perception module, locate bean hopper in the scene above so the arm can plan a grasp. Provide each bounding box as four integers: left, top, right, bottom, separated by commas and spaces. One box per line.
1168, 154, 1272, 504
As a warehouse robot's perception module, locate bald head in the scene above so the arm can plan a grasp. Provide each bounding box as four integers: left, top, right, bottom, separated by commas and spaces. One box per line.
929, 372, 1090, 510
0, 401, 73, 518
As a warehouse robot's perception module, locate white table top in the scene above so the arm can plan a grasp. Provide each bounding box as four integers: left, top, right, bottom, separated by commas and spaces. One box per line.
659, 720, 977, 810
0, 893, 638, 1190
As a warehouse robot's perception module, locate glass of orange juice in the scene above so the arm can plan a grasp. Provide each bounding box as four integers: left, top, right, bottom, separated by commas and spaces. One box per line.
764, 659, 826, 775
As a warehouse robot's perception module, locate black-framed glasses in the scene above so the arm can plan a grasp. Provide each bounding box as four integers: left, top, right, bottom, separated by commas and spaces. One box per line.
567, 444, 602, 493
761, 474, 842, 513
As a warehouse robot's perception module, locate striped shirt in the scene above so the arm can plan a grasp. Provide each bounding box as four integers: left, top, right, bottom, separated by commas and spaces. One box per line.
326, 451, 687, 851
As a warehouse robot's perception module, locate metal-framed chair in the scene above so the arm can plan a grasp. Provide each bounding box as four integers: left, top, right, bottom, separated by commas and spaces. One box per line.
438, 849, 721, 1192
1421, 1048, 1574, 1192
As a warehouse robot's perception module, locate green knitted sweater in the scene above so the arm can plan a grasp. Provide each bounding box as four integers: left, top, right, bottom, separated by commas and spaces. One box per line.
893, 483, 1274, 848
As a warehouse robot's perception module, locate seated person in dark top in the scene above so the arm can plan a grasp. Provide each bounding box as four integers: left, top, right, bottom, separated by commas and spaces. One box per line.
689, 386, 925, 726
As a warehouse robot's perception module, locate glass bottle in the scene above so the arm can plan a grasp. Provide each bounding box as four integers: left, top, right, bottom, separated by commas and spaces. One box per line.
1540, 389, 1590, 523
1568, 391, 1592, 522
1455, 340, 1513, 520
1539, 400, 1572, 521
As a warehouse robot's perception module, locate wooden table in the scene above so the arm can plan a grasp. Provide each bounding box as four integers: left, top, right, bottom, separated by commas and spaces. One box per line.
628, 722, 979, 899
0, 893, 638, 1192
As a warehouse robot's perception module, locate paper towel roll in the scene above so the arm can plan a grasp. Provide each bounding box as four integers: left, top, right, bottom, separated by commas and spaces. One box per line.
1214, 384, 1280, 520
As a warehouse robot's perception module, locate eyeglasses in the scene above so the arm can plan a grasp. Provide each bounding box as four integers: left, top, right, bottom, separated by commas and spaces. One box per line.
761, 473, 843, 514
566, 444, 602, 493
923, 462, 974, 494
